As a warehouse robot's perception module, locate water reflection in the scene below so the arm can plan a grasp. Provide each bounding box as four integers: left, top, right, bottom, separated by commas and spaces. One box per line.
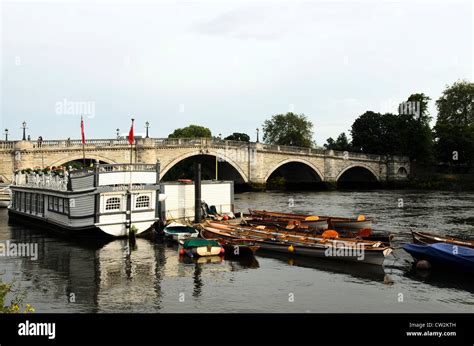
403, 266, 474, 294
4, 222, 262, 312
256, 250, 387, 282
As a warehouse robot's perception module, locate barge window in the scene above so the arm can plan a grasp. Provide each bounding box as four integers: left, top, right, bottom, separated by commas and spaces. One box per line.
135, 195, 150, 209
26, 193, 31, 213
105, 197, 121, 211
64, 199, 69, 215
54, 197, 59, 212
58, 198, 64, 213
48, 196, 53, 210
38, 195, 44, 215
31, 194, 37, 214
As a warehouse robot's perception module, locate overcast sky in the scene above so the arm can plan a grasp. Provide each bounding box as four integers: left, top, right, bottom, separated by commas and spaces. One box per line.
1, 0, 472, 144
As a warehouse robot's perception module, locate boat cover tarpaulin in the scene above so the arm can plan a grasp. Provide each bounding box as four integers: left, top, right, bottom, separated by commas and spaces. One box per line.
182, 239, 220, 248
403, 242, 474, 273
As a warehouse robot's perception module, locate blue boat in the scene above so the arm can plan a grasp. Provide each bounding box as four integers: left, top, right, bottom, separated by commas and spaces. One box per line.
403, 242, 474, 273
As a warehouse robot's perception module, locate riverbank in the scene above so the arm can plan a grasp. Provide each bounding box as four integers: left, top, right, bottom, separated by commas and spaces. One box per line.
401, 173, 474, 191
237, 174, 474, 192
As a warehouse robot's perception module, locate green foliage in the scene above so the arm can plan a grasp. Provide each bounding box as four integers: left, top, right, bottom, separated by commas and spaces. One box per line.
168, 125, 212, 138
266, 176, 286, 190
324, 133, 352, 151
64, 161, 84, 170
0, 278, 35, 313
224, 132, 250, 142
434, 80, 474, 170
262, 112, 314, 147
397, 93, 434, 164
351, 95, 434, 164
351, 111, 400, 154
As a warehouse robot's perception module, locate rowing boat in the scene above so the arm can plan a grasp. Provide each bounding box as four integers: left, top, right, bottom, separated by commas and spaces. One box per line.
202, 221, 392, 266
163, 222, 199, 241
243, 218, 391, 244
249, 209, 373, 231
403, 242, 474, 273
412, 231, 474, 249
178, 238, 224, 257
200, 228, 260, 257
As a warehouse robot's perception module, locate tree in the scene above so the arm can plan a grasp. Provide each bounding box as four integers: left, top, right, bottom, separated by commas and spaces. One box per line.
168, 125, 211, 138
434, 80, 474, 170
262, 112, 314, 147
397, 93, 434, 164
351, 111, 398, 154
399, 93, 431, 123
224, 132, 250, 142
324, 132, 352, 151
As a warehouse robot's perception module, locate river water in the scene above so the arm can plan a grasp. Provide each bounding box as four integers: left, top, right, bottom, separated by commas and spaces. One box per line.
0, 190, 473, 313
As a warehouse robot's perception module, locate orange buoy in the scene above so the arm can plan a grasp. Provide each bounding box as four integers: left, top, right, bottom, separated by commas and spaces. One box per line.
357, 228, 372, 237
305, 215, 319, 221
357, 214, 366, 221
322, 230, 339, 239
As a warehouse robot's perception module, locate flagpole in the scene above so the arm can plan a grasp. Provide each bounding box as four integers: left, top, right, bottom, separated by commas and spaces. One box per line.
81, 116, 86, 167
127, 118, 135, 236
129, 118, 134, 166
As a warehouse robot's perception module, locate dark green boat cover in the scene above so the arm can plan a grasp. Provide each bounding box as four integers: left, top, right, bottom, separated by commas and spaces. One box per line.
165, 226, 197, 234
182, 239, 220, 249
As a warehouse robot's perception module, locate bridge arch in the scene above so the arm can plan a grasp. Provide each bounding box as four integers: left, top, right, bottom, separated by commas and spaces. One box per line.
160, 150, 248, 183
46, 154, 118, 168
397, 167, 408, 177
336, 164, 379, 187
264, 158, 324, 182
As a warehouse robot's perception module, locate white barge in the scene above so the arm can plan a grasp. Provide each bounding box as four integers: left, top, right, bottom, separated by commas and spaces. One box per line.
8, 163, 163, 237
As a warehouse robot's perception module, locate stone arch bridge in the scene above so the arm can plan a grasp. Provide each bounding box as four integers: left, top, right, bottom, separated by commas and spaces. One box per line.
0, 138, 410, 186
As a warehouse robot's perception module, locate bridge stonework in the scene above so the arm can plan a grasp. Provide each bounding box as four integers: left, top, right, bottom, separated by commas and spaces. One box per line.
0, 138, 410, 185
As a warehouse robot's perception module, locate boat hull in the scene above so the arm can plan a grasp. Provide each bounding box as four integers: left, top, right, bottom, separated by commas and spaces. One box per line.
404, 243, 474, 273
256, 241, 388, 266
97, 221, 155, 237
201, 228, 260, 257
163, 223, 200, 241
329, 220, 372, 230
8, 209, 156, 238
412, 231, 474, 249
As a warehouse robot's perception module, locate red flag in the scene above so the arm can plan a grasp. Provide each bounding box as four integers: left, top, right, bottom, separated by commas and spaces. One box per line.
81, 116, 86, 145
128, 118, 135, 145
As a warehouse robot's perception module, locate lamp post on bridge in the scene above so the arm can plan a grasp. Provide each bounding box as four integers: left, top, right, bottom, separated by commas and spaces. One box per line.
256, 128, 259, 143
116, 128, 120, 139
145, 121, 150, 138
21, 121, 27, 141
4, 129, 8, 141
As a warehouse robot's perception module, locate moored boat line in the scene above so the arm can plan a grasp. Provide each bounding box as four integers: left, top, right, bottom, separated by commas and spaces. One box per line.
201, 221, 392, 266
242, 217, 392, 245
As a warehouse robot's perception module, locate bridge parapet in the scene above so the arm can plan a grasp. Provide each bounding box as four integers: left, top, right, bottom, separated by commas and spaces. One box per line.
0, 137, 409, 163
